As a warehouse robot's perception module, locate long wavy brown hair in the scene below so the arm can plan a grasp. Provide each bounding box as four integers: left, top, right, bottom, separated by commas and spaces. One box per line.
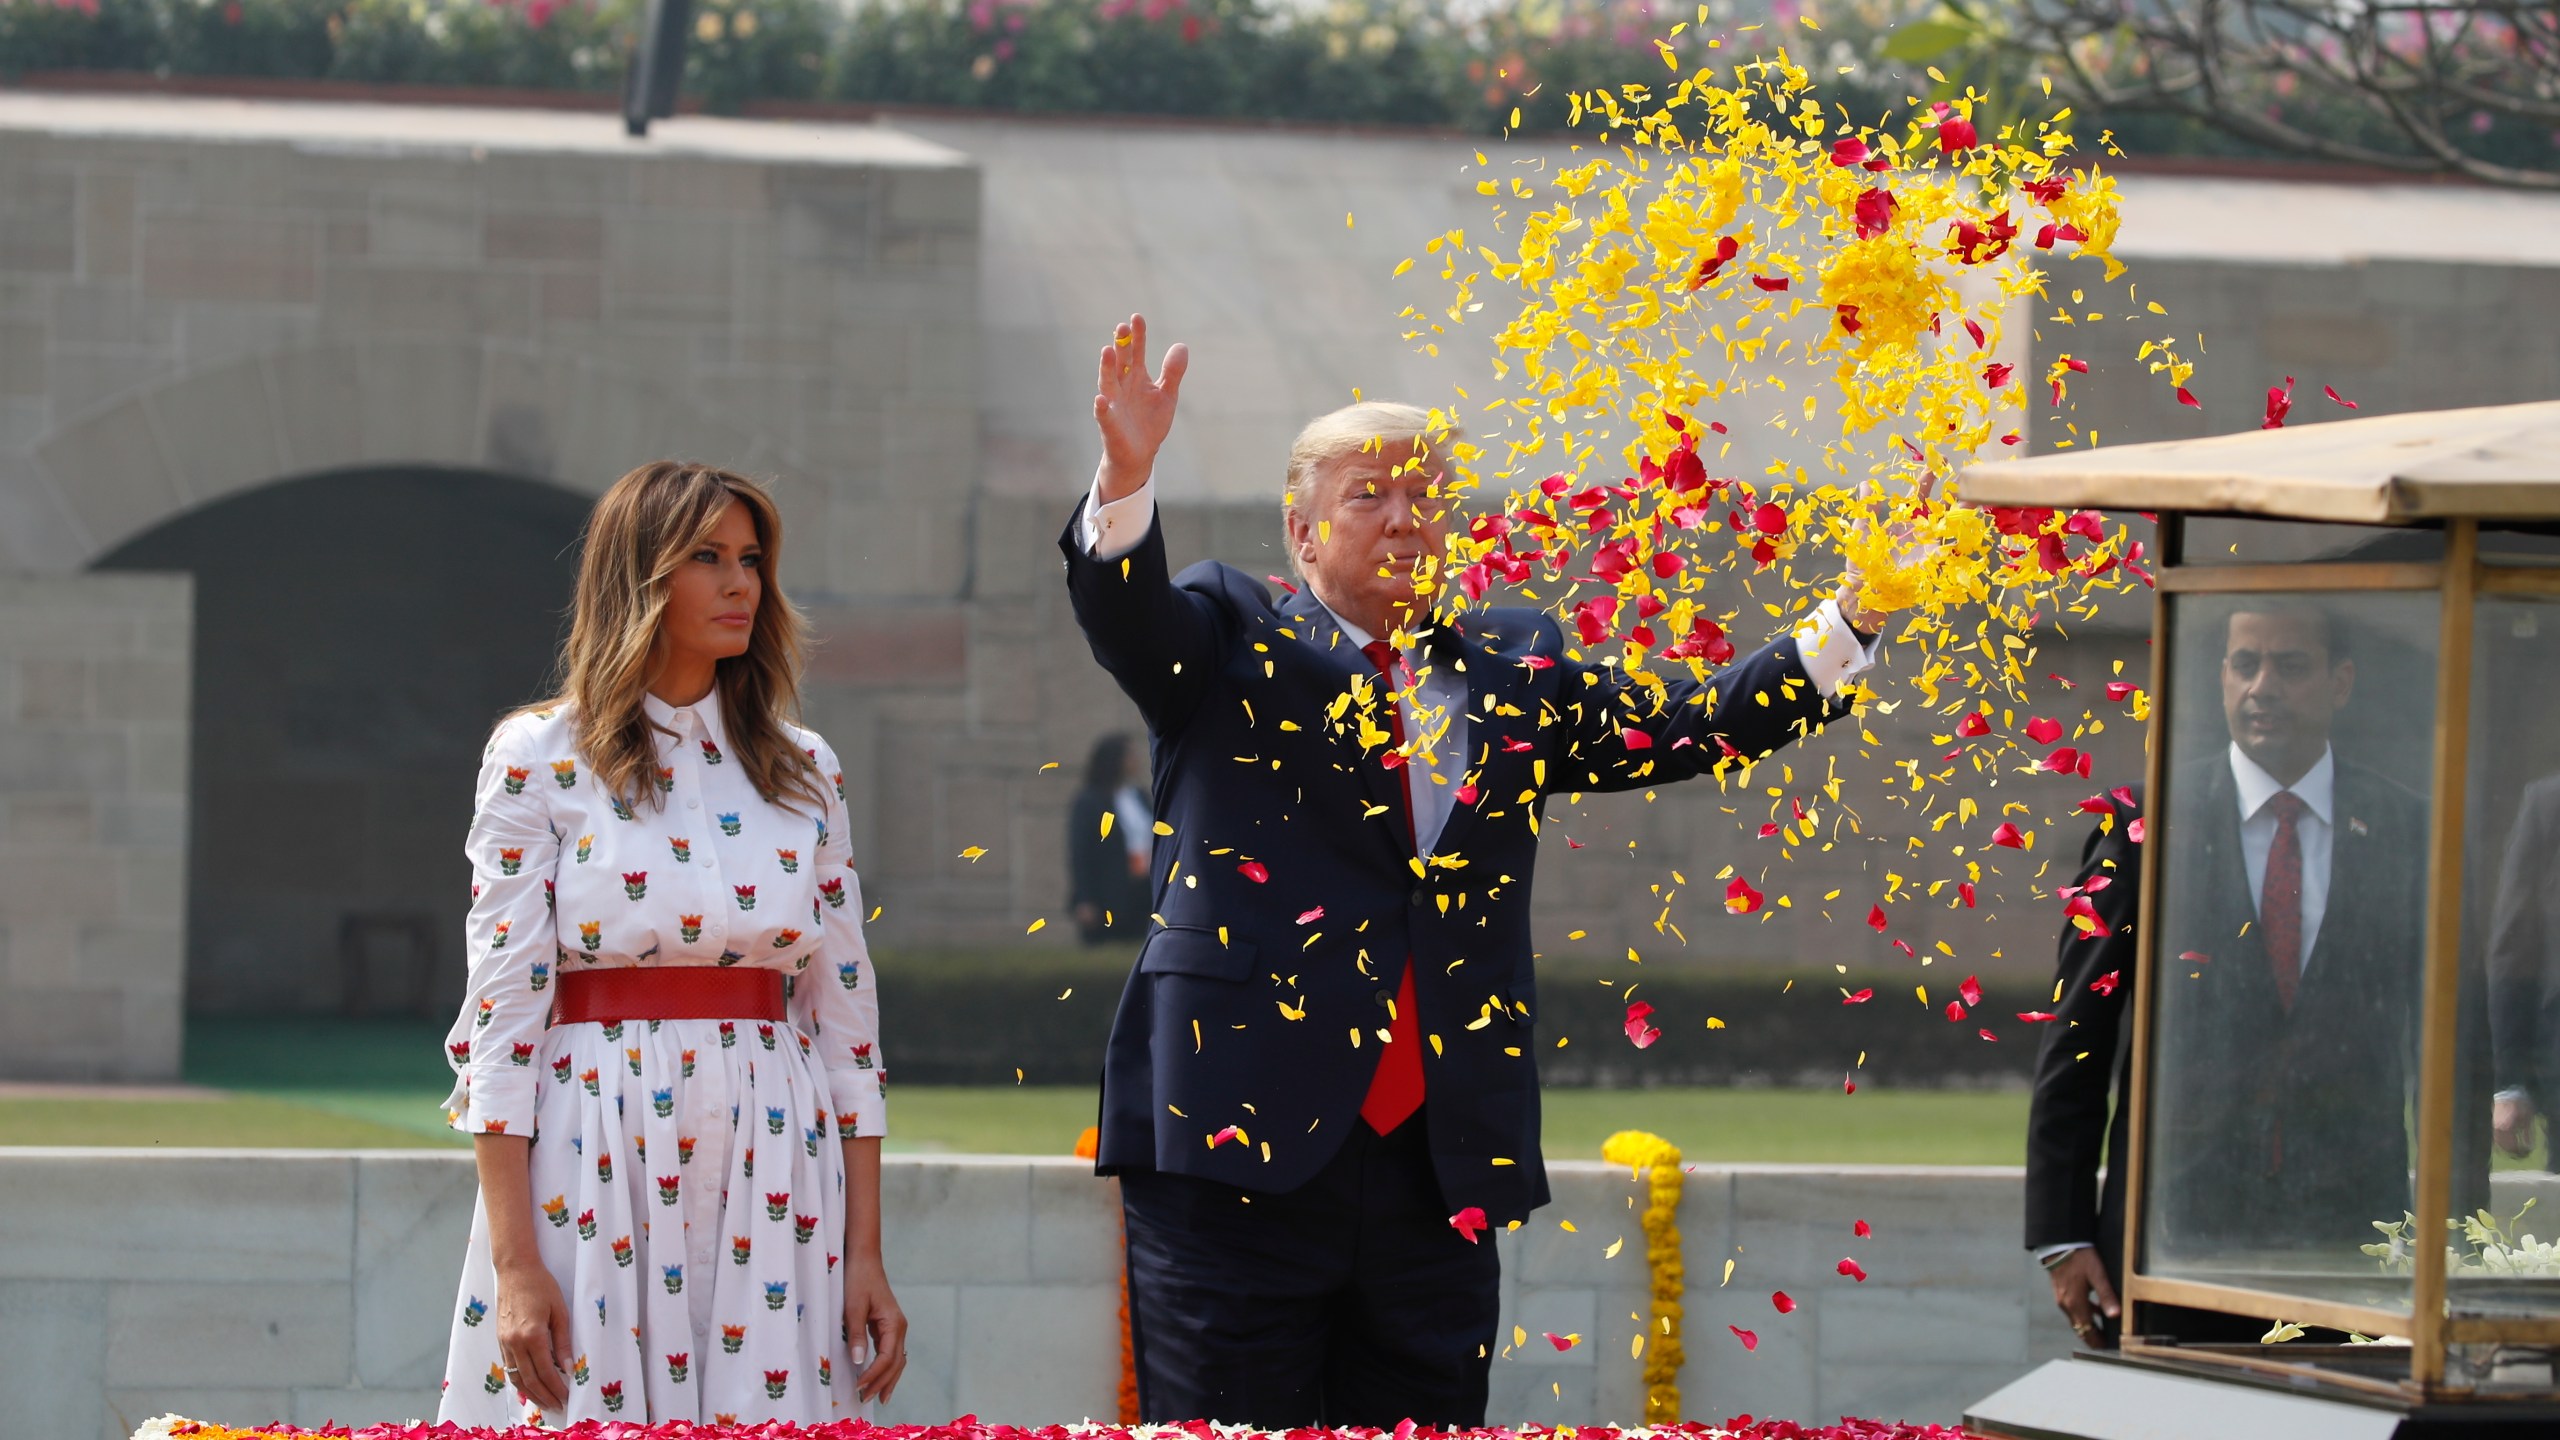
517, 462, 828, 818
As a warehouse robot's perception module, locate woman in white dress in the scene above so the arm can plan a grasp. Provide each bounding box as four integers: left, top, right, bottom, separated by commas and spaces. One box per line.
436, 462, 907, 1424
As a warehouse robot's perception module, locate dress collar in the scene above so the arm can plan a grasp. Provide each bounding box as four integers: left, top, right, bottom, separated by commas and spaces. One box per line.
641, 684, 735, 754
2228, 741, 2335, 828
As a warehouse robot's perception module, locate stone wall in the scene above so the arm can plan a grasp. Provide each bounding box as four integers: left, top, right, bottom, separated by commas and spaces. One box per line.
0, 572, 190, 1080
10, 89, 2560, 1054
0, 93, 985, 1038
0, 1151, 2083, 1438
19, 1149, 2556, 1438
0, 94, 982, 600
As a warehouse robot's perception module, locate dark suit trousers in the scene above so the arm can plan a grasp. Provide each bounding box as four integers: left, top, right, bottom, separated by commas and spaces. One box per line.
1119, 1110, 1502, 1427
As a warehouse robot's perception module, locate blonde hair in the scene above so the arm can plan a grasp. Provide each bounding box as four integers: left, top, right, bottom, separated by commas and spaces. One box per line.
517, 461, 828, 819
1281, 402, 1460, 570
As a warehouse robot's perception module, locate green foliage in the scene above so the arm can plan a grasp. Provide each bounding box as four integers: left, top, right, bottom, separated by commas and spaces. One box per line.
0, 0, 1888, 133
0, 0, 2461, 165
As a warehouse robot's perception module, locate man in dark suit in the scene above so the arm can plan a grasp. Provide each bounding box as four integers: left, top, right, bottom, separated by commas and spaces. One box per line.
2028, 600, 2434, 1346
2025, 783, 2142, 1347
1063, 315, 1889, 1425
2487, 776, 2560, 1168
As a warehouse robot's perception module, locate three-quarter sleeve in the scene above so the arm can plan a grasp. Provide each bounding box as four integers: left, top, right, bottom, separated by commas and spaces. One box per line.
796, 734, 886, 1141
440, 714, 564, 1136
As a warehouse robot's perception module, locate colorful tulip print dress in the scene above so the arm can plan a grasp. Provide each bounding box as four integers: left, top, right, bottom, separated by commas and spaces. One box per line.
436, 691, 885, 1425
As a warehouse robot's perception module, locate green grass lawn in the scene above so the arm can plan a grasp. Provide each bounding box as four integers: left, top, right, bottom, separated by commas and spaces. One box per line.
2, 1014, 2536, 1169
8, 1084, 2549, 1169
0, 1078, 2037, 1163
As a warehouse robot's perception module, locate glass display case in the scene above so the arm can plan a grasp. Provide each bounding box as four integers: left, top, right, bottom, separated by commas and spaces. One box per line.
1960, 403, 2560, 1434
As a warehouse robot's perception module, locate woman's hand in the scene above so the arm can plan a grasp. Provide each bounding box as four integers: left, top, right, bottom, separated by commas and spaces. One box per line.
472, 1132, 570, 1412
844, 1253, 910, 1404
494, 1258, 575, 1413
1093, 312, 1188, 504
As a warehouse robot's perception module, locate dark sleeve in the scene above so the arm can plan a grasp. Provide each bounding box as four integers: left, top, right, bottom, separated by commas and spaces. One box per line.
1058, 508, 1230, 735
2486, 782, 2557, 1095
2025, 791, 2142, 1251
1547, 631, 1848, 795
1066, 790, 1113, 908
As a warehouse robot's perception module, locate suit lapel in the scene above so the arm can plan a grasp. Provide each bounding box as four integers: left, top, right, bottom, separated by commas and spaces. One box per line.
2298, 767, 2381, 1003
1410, 614, 1517, 863
1277, 584, 1418, 869
2185, 760, 2281, 1011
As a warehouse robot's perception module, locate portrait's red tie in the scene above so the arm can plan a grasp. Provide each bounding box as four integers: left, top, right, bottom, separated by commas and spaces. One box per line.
2261, 790, 2307, 1012
1359, 639, 1425, 1135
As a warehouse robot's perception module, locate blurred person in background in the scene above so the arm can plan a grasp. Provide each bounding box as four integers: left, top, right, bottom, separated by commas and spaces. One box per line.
2487, 774, 2560, 1168
1069, 731, 1154, 943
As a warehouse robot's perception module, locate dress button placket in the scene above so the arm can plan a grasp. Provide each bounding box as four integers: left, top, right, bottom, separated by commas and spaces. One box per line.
688, 715, 725, 960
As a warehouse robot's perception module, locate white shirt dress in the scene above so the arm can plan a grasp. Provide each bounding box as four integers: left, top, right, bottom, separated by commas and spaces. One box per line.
435, 690, 886, 1425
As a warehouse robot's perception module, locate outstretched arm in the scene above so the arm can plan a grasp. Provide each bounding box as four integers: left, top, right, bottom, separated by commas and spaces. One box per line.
1060, 313, 1224, 729
1547, 600, 1875, 794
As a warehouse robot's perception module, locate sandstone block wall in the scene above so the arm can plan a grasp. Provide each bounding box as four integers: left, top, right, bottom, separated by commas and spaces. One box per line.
0, 1152, 2077, 1437
0, 572, 190, 1079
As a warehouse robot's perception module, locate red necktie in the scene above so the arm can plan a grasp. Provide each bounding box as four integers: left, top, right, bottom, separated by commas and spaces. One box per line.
2260, 790, 2307, 1012
1359, 640, 1425, 1135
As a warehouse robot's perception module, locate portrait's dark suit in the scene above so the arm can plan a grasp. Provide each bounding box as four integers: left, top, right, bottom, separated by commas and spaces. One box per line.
1061, 513, 1852, 1423
2144, 755, 2428, 1254
2487, 774, 2560, 1158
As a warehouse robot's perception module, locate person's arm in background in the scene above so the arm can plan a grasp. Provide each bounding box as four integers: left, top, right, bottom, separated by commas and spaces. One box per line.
1067, 790, 1112, 934
2026, 787, 2142, 1342
2487, 780, 2560, 1156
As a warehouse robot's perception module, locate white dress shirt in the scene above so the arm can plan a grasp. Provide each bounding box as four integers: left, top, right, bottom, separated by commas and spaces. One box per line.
1079, 463, 1880, 857
2230, 742, 2335, 975
1112, 781, 1154, 866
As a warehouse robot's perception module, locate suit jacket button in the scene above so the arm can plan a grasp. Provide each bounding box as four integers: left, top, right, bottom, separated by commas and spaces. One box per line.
1375, 988, 1394, 1007
1409, 886, 1428, 908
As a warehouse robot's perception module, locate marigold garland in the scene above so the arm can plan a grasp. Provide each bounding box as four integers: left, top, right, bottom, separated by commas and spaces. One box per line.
1601, 1130, 1686, 1425
1074, 1125, 1141, 1425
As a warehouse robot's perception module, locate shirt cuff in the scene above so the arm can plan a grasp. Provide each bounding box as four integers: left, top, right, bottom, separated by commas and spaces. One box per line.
1794, 596, 1882, 698
447, 1063, 537, 1138
2034, 1241, 2095, 1265
827, 1068, 888, 1142
1082, 462, 1156, 560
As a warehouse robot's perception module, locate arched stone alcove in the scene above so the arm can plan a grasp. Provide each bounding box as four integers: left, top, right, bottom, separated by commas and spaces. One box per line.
96, 466, 593, 1019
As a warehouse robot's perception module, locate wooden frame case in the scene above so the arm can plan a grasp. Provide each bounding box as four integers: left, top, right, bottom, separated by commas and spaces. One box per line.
2117, 516, 2560, 1402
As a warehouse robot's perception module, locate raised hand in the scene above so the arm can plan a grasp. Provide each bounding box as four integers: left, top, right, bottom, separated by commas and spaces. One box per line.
1093, 313, 1189, 503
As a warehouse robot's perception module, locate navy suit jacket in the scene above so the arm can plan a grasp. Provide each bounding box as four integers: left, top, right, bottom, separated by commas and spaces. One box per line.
1062, 511, 1852, 1223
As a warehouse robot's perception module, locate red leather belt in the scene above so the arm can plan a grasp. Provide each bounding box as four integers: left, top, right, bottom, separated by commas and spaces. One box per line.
551, 966, 787, 1026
